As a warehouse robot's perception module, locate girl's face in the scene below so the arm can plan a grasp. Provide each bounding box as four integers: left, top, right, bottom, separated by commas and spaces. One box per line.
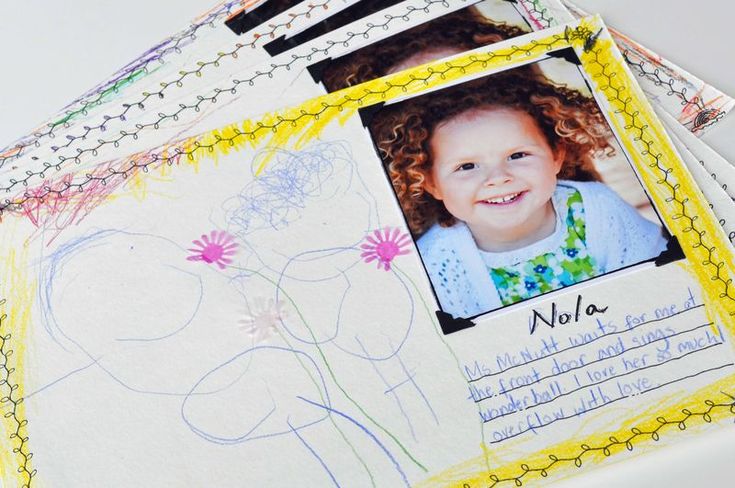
426, 107, 565, 251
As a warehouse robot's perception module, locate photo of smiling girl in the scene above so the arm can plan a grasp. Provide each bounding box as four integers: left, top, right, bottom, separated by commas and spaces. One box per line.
368, 66, 669, 319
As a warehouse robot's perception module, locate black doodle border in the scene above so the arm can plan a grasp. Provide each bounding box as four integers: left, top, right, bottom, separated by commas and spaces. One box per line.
0, 0, 330, 168
622, 50, 726, 134
473, 392, 735, 487
518, 0, 554, 28
0, 302, 36, 488
582, 39, 735, 309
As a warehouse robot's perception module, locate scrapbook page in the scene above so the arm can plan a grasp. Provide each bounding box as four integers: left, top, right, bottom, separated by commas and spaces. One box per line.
659, 110, 735, 203
0, 15, 733, 487
581, 19, 735, 244
657, 112, 735, 245
563, 0, 735, 136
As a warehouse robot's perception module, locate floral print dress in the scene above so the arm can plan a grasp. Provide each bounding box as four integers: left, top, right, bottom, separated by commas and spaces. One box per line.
483, 188, 601, 306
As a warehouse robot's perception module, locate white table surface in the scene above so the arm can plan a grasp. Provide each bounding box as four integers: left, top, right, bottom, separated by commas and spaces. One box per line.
1, 1, 733, 486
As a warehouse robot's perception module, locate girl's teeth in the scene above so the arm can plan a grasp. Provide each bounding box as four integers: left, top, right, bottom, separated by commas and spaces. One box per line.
486, 193, 519, 204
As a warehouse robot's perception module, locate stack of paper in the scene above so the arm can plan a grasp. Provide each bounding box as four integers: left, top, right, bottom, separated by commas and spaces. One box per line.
1, 1, 733, 486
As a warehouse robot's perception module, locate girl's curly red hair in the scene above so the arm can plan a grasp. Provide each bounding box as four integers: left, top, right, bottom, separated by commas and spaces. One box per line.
321, 7, 529, 92
369, 69, 615, 236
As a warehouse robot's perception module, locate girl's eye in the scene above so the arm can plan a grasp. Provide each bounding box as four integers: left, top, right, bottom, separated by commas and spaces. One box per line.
456, 162, 477, 171
508, 152, 529, 161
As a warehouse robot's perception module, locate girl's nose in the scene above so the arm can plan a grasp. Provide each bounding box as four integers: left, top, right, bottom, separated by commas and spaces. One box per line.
483, 164, 513, 186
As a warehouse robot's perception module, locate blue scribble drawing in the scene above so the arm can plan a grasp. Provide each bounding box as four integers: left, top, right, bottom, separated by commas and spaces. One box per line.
272, 246, 363, 283
221, 140, 382, 280
298, 396, 411, 488
116, 265, 203, 342
38, 228, 112, 349
356, 336, 417, 442
33, 228, 252, 398
224, 140, 378, 236
181, 345, 331, 444
39, 229, 203, 348
287, 418, 342, 488
24, 347, 256, 399
267, 249, 415, 361
23, 361, 97, 400
330, 267, 415, 361
394, 347, 440, 426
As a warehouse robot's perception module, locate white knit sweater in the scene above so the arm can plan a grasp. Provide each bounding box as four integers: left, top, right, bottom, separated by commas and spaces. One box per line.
416, 180, 669, 318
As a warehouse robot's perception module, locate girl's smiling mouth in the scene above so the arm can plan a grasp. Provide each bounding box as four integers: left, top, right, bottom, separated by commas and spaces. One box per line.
478, 191, 526, 205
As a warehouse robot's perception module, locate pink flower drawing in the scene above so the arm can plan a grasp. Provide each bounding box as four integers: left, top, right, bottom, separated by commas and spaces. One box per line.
187, 230, 237, 269
239, 297, 286, 343
360, 227, 411, 271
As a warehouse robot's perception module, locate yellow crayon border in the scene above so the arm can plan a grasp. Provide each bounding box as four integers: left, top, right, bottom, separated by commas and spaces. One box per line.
0, 249, 36, 487
418, 375, 735, 487
2, 15, 734, 487
0, 304, 35, 488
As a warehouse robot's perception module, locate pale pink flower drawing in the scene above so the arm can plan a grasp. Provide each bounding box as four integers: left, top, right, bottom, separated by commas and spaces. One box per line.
187, 230, 237, 269
360, 227, 411, 271
239, 297, 286, 342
